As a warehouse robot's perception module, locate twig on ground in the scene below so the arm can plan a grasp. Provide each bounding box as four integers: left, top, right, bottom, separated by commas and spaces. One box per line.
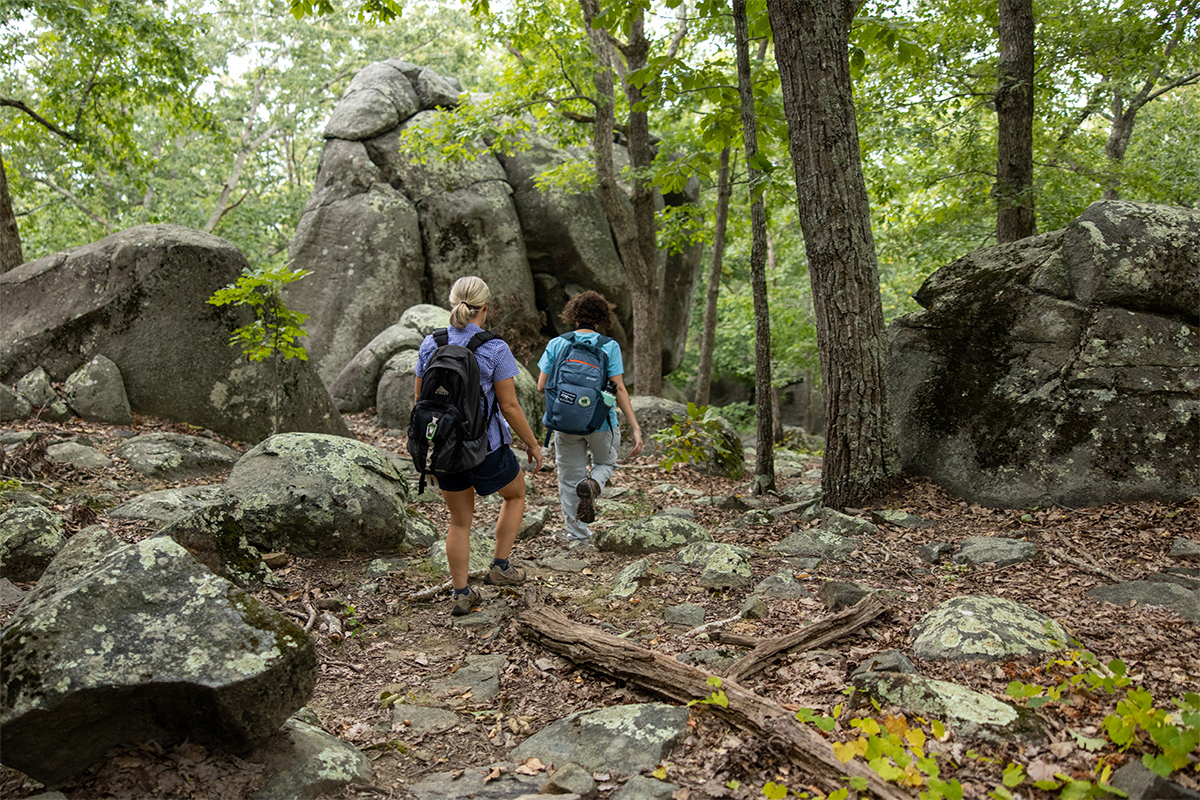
408, 569, 489, 601
683, 612, 742, 638
1049, 546, 1124, 582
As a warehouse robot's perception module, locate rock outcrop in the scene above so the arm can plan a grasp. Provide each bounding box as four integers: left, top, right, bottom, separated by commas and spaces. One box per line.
889, 201, 1199, 507
287, 59, 701, 382
0, 225, 348, 443
0, 527, 317, 784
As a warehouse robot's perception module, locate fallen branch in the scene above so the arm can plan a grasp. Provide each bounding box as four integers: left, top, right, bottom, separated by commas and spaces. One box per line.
1049, 547, 1124, 582
517, 604, 908, 800
723, 594, 886, 683
713, 632, 762, 648
408, 569, 489, 601
320, 611, 343, 643
682, 612, 741, 638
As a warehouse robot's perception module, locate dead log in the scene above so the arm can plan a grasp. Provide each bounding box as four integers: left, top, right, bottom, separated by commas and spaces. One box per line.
723, 594, 886, 682
516, 604, 908, 800
320, 611, 344, 643
713, 632, 762, 648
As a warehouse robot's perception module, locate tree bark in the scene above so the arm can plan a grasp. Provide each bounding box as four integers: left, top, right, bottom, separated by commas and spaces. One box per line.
694, 148, 731, 408
996, 0, 1036, 242
0, 152, 23, 271
733, 0, 775, 495
517, 604, 908, 800
766, 0, 899, 509
578, 0, 662, 396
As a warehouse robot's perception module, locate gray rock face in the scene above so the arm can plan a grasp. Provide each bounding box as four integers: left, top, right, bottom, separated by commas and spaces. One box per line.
0, 528, 317, 784
512, 703, 691, 773
853, 672, 1044, 745
224, 433, 409, 556
611, 558, 651, 598
64, 355, 132, 425
0, 505, 67, 581
0, 384, 32, 422
329, 323, 424, 413
951, 536, 1039, 568
117, 432, 241, 479
910, 595, 1068, 662
291, 59, 701, 383
249, 717, 373, 800
889, 201, 1199, 508
45, 441, 112, 470
109, 485, 230, 525
594, 515, 713, 555
0, 224, 348, 443
675, 541, 753, 588
16, 367, 61, 409
774, 529, 860, 561
1087, 580, 1200, 623
375, 349, 421, 429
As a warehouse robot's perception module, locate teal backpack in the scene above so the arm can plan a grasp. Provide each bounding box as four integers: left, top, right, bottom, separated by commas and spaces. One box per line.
541, 332, 612, 443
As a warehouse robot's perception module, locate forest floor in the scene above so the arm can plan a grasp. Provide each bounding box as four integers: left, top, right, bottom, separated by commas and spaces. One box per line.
1, 411, 1198, 800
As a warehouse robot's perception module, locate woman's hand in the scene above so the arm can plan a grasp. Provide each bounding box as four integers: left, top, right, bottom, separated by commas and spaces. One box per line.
628, 427, 644, 458
523, 440, 544, 473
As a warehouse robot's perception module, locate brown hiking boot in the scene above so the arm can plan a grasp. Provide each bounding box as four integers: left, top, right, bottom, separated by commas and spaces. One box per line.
450, 586, 482, 617
484, 563, 526, 586
575, 477, 601, 523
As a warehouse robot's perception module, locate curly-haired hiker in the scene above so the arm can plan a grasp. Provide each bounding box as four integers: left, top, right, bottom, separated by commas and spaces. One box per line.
537, 290, 643, 546
413, 276, 544, 616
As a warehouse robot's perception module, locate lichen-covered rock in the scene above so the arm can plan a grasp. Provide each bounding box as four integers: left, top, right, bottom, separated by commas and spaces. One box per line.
329, 323, 424, 413
108, 485, 229, 525
0, 528, 317, 784
249, 717, 373, 800
0, 384, 32, 422
374, 349, 421, 430
64, 355, 132, 425
952, 536, 1039, 568
511, 703, 691, 774
675, 541, 753, 589
889, 201, 1199, 507
0, 505, 67, 581
45, 441, 112, 470
0, 224, 348, 442
774, 528, 860, 561
594, 516, 713, 555
225, 433, 409, 556
398, 304, 451, 335
853, 672, 1045, 744
427, 528, 494, 575
1086, 580, 1200, 624
117, 432, 240, 479
161, 505, 277, 590
610, 558, 651, 598
910, 595, 1068, 662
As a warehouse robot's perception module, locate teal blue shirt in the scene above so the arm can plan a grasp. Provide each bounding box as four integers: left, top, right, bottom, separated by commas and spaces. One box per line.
538, 331, 624, 431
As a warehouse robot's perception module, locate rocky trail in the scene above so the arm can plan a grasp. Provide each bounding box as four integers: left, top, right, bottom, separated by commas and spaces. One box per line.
2, 411, 1197, 800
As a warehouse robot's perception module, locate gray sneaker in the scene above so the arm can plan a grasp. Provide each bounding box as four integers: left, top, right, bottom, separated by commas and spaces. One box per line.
484, 563, 526, 586
450, 586, 482, 616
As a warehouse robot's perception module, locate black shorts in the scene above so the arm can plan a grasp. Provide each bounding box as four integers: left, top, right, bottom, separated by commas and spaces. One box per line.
436, 446, 520, 495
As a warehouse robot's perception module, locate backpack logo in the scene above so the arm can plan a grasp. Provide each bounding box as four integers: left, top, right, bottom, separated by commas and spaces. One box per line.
435, 385, 449, 396
542, 332, 613, 440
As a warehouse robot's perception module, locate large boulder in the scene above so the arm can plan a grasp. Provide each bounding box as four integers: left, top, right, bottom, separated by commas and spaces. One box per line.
0, 527, 317, 784
0, 224, 348, 443
329, 323, 424, 413
63, 355, 133, 425
223, 433, 409, 555
889, 201, 1199, 507
289, 59, 701, 382
0, 505, 67, 581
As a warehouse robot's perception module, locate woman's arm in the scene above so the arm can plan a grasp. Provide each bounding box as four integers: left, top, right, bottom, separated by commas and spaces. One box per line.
413, 376, 422, 403
611, 374, 643, 457
495, 377, 544, 472
537, 371, 548, 393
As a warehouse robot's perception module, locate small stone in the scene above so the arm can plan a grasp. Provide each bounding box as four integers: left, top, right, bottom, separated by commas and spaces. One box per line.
740, 596, 769, 619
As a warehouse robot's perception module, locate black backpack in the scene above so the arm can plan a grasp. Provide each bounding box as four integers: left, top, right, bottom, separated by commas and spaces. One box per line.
542, 331, 612, 443
407, 328, 501, 491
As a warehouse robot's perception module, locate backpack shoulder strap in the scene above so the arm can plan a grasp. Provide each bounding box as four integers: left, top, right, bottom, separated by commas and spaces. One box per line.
466, 330, 502, 352
433, 328, 449, 347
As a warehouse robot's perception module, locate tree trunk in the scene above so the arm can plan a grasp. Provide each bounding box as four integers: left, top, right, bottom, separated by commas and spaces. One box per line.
621, 7, 663, 397
694, 148, 731, 408
579, 0, 661, 396
766, 0, 899, 509
0, 152, 24, 271
733, 0, 775, 495
996, 0, 1036, 242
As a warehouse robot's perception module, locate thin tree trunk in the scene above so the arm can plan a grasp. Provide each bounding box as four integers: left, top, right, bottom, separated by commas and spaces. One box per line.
766, 0, 898, 509
996, 0, 1036, 242
695, 148, 731, 408
622, 7, 663, 397
734, 0, 773, 495
578, 0, 662, 397
0, 152, 23, 271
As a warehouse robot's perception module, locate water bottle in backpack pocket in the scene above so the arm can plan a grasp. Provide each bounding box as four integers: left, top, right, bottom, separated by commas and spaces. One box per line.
542, 332, 612, 441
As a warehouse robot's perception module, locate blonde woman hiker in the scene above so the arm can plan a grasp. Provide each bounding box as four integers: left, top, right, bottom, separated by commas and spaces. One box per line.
537, 290, 643, 546
410, 276, 544, 617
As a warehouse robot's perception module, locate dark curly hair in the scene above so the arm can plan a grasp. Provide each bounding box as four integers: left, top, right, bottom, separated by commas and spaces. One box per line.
560, 290, 615, 332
